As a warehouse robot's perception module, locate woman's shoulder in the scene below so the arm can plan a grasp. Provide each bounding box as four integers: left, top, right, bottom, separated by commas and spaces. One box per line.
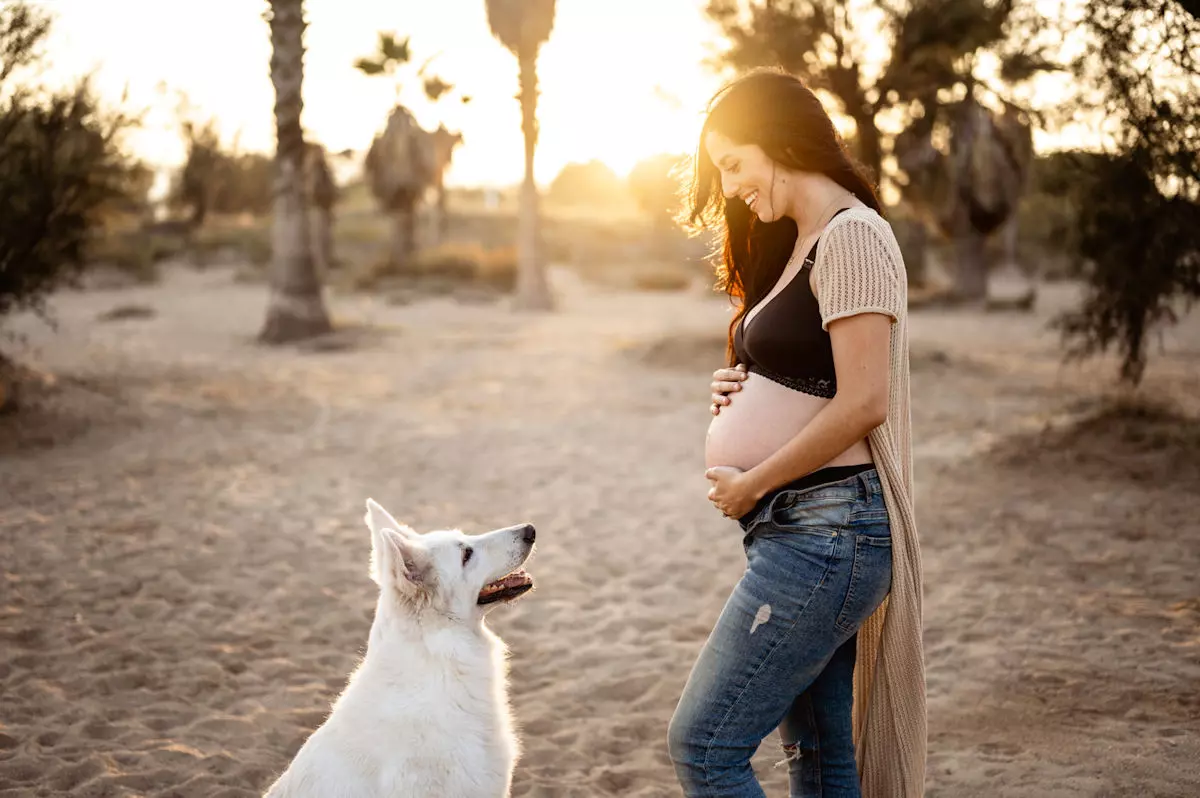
819, 206, 902, 261
811, 205, 908, 321
824, 205, 893, 237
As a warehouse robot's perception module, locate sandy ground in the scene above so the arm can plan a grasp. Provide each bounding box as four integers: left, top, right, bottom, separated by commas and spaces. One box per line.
1, 265, 1199, 798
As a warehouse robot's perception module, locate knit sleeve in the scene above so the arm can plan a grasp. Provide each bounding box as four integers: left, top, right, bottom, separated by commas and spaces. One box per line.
812, 215, 905, 330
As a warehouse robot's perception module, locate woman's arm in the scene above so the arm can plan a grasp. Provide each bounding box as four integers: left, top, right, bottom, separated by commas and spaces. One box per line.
741, 312, 892, 501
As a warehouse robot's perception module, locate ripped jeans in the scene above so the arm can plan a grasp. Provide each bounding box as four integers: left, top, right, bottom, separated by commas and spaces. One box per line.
668, 469, 891, 797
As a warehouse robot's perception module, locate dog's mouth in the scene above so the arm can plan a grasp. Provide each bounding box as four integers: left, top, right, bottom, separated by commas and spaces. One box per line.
477, 569, 534, 605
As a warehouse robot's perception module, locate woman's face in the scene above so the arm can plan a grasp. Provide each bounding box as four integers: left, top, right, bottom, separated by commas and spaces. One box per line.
704, 130, 786, 223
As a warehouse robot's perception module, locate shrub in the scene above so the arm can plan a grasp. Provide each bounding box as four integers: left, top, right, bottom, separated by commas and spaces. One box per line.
0, 1, 140, 322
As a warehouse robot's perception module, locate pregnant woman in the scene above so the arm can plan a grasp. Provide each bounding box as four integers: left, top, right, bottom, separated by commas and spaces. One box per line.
667, 71, 926, 798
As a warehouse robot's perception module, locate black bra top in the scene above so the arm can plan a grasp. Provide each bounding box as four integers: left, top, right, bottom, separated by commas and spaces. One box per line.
732, 209, 850, 399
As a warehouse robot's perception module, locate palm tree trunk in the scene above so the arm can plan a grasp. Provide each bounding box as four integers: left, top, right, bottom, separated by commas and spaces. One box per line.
260, 0, 331, 343
390, 205, 415, 269
514, 51, 552, 310
1000, 213, 1021, 274
953, 230, 989, 302
436, 178, 448, 246
309, 206, 333, 273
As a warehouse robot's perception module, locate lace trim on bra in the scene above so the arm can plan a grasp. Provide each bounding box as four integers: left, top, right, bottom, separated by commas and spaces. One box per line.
750, 367, 837, 399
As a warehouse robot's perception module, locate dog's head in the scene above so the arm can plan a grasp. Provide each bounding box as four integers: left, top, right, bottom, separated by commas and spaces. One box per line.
363, 498, 535, 620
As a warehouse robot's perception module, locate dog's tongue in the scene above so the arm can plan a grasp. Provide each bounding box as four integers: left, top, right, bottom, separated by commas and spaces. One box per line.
478, 569, 533, 600
492, 572, 524, 588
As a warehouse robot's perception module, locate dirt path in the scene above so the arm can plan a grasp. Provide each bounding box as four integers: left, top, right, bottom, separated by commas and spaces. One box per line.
1, 267, 1198, 797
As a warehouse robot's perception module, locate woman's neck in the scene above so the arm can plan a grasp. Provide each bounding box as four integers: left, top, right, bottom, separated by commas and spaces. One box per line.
783, 174, 855, 238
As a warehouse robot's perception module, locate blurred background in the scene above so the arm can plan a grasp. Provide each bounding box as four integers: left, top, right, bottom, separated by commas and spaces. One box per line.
1, 1, 1198, 796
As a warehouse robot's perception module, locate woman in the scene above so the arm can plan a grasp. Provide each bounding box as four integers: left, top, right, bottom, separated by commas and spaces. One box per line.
666, 71, 926, 798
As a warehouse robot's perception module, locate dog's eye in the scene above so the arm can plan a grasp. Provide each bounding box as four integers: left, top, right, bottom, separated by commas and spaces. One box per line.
461, 547, 473, 566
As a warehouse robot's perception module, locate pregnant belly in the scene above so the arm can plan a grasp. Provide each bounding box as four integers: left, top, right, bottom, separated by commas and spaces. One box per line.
704, 373, 872, 471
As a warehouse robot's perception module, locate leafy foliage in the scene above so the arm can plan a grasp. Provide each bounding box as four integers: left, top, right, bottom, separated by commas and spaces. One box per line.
169, 116, 273, 224
1049, 0, 1200, 384
0, 1, 139, 323
704, 0, 1057, 180
354, 32, 467, 105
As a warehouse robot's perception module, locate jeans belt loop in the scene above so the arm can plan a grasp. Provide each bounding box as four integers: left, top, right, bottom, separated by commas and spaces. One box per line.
857, 469, 872, 499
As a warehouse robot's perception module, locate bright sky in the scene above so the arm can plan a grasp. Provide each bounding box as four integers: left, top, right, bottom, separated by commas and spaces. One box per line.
43, 0, 727, 187
41, 0, 1090, 190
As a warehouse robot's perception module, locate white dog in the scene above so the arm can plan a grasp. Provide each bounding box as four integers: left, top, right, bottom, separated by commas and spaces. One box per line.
263, 499, 536, 798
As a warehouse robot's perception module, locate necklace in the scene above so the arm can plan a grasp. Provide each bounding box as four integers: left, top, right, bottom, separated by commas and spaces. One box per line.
786, 191, 851, 268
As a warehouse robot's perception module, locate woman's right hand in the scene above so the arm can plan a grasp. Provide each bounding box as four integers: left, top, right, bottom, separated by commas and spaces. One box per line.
710, 364, 748, 415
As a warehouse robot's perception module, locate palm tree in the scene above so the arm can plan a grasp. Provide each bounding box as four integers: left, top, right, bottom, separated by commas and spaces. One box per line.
364, 105, 436, 269
304, 141, 336, 274
356, 34, 465, 259
485, 0, 556, 310
260, 0, 331, 343
429, 125, 463, 245
894, 95, 1034, 303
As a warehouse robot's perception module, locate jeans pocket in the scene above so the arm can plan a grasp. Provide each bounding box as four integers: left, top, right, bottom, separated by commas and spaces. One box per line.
769, 492, 855, 537
834, 534, 892, 634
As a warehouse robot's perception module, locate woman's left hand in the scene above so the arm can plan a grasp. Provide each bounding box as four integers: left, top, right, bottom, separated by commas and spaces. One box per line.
706, 466, 760, 519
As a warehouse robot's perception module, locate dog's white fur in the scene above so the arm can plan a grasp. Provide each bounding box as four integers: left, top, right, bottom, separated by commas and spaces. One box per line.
263, 499, 535, 798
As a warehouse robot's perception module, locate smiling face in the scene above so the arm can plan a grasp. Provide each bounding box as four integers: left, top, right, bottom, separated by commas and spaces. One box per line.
704, 130, 789, 223
425, 524, 536, 617
364, 499, 535, 622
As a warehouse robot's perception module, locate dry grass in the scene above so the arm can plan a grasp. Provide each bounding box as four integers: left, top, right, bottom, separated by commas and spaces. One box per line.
87, 215, 272, 284
92, 194, 711, 298
347, 241, 517, 297
191, 221, 272, 267
991, 393, 1200, 485
87, 230, 180, 283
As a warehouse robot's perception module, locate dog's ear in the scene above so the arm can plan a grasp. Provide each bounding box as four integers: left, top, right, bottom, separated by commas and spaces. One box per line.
370, 526, 430, 589
364, 498, 415, 539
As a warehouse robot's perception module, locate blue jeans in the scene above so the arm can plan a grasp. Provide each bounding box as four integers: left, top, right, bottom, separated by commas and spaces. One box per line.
669, 469, 892, 797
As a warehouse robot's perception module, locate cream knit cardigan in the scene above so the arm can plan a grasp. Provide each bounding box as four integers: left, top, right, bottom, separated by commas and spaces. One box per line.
811, 207, 927, 797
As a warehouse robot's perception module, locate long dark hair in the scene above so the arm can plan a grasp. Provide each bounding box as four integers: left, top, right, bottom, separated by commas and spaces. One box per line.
686, 70, 882, 364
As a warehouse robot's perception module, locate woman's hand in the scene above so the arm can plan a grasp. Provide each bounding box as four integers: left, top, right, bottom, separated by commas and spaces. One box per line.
710, 364, 748, 415
706, 466, 761, 519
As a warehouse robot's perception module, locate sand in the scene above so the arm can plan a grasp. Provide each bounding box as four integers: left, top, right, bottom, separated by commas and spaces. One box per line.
1, 265, 1198, 797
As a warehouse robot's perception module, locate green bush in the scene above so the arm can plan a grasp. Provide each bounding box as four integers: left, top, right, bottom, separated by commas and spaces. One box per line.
0, 2, 140, 320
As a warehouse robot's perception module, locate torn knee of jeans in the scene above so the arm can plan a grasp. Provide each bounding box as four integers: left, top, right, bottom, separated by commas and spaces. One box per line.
773, 742, 805, 769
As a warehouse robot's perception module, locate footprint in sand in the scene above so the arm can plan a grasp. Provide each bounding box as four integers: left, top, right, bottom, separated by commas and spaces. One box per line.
595, 673, 661, 704
144, 712, 196, 733
189, 716, 258, 738
79, 719, 118, 741
977, 741, 1025, 759
46, 757, 106, 792
35, 731, 61, 748
0, 756, 42, 785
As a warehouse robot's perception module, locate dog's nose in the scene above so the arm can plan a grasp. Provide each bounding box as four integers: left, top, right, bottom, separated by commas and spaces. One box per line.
521, 524, 536, 545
